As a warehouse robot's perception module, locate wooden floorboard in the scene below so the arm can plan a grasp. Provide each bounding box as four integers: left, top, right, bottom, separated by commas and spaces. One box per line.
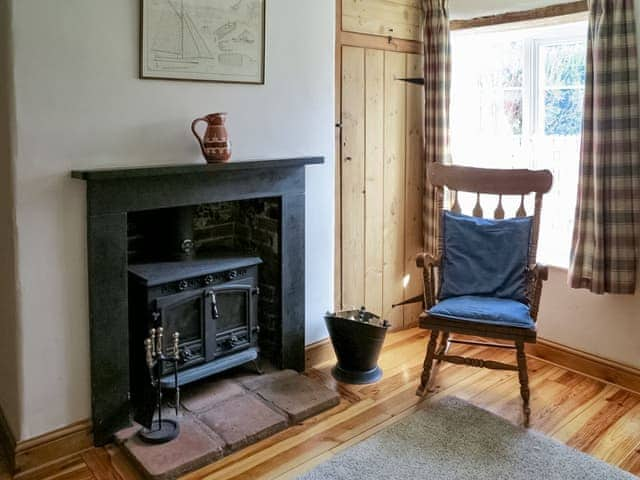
7, 328, 640, 479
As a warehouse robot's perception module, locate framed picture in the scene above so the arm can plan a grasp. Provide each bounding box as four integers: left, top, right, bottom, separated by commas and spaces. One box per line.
141, 0, 265, 84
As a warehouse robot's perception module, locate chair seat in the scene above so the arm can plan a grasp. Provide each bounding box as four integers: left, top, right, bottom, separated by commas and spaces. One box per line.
428, 295, 535, 329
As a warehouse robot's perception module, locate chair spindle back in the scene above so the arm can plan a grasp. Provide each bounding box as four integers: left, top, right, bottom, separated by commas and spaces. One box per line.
428, 163, 553, 271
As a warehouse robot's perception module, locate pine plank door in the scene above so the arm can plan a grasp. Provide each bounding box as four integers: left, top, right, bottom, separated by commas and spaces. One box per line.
340, 45, 424, 329
342, 0, 423, 42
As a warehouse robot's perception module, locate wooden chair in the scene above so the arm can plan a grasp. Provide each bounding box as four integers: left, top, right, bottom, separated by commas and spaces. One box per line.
416, 163, 553, 427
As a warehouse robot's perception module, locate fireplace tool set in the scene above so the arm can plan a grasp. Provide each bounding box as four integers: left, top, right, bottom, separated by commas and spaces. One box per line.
139, 320, 182, 444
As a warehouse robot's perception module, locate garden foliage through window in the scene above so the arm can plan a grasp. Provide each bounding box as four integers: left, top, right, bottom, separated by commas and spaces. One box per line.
450, 20, 587, 268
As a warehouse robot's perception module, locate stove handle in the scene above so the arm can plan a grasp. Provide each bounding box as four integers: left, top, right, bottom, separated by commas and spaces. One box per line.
208, 290, 220, 320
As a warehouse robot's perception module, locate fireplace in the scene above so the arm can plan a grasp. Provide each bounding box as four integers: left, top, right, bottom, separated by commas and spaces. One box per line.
72, 157, 322, 445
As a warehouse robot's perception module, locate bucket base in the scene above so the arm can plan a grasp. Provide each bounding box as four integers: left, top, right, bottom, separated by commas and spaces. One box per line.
331, 365, 383, 385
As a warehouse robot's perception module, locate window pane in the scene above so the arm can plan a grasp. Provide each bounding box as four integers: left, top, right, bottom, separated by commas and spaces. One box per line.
543, 42, 586, 87
478, 41, 524, 89
530, 136, 580, 267
504, 89, 523, 135
451, 37, 523, 138
538, 38, 585, 266
500, 41, 523, 88
476, 88, 523, 136
544, 88, 584, 135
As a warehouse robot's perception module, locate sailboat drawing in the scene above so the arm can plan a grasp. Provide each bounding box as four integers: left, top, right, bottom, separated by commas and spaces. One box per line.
151, 0, 213, 68
142, 0, 264, 82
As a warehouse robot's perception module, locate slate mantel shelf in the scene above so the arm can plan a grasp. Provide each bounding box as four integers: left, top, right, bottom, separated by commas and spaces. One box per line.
72, 156, 323, 445
71, 156, 323, 181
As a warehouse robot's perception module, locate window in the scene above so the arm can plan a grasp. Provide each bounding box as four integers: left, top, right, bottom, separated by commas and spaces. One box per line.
450, 20, 587, 268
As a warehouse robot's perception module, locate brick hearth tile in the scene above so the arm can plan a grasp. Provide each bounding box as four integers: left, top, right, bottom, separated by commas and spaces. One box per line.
197, 393, 288, 452
237, 368, 299, 391
228, 361, 280, 386
180, 378, 245, 414
114, 423, 141, 444
122, 416, 225, 480
251, 371, 341, 423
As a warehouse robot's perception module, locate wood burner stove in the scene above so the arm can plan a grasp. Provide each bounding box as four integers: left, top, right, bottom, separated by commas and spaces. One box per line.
128, 255, 262, 426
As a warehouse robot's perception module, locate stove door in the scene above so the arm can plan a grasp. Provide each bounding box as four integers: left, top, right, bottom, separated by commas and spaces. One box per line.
212, 284, 254, 357
155, 288, 213, 366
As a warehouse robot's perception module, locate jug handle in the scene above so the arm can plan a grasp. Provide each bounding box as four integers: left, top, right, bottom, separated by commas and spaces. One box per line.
191, 117, 208, 156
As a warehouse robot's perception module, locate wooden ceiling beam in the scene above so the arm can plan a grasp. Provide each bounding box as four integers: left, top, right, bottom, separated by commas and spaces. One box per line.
450, 1, 588, 31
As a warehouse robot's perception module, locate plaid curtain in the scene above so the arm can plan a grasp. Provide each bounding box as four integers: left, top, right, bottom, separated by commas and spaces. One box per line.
569, 0, 640, 294
423, 0, 451, 255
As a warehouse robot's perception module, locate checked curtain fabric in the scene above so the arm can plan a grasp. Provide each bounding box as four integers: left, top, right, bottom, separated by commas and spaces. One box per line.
569, 0, 640, 294
422, 0, 451, 256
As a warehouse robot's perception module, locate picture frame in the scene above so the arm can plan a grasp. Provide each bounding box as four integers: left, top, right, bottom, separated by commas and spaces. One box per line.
140, 0, 265, 84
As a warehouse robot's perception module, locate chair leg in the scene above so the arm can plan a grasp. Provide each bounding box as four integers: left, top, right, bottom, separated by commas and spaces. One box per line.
435, 331, 450, 363
516, 341, 531, 428
417, 330, 440, 397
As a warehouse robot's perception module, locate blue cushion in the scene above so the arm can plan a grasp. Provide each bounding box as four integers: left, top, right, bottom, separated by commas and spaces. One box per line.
428, 295, 534, 329
439, 211, 533, 304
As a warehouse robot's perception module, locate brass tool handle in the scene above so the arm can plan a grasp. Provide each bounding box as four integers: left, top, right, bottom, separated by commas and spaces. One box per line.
173, 332, 180, 360
156, 327, 164, 356
145, 338, 153, 368
149, 328, 156, 357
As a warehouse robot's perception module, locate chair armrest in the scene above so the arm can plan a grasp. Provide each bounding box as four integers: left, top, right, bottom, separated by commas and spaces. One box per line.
416, 252, 441, 268
416, 253, 441, 311
530, 263, 549, 281
527, 263, 548, 321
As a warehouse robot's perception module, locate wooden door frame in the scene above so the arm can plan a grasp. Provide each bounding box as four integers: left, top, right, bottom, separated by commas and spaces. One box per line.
334, 0, 422, 310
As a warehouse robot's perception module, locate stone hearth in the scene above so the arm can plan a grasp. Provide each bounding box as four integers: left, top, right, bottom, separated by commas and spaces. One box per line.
116, 369, 339, 480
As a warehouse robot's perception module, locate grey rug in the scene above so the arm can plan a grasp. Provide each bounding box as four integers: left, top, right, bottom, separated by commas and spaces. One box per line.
297, 396, 637, 480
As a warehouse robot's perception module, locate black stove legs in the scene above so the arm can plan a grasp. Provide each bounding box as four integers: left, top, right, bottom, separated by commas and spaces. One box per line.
251, 356, 264, 375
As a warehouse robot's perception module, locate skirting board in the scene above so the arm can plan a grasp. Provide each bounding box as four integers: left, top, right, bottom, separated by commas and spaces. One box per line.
305, 338, 335, 368
526, 338, 640, 394
2, 335, 638, 476
0, 418, 93, 478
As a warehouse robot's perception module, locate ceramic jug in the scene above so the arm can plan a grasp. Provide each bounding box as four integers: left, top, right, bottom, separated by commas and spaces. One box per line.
191, 113, 232, 163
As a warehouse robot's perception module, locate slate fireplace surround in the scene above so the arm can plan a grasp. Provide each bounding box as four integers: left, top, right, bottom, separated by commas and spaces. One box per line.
72, 157, 323, 445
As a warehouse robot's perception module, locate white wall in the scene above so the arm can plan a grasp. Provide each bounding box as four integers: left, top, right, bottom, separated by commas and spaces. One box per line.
449, 0, 640, 370
10, 0, 334, 441
538, 268, 640, 367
